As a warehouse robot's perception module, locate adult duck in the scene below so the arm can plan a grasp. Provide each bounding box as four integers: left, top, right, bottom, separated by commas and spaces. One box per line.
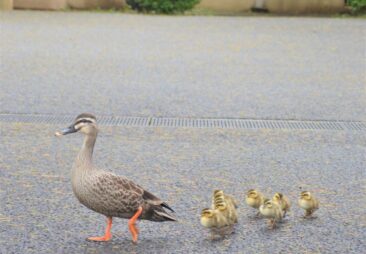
55, 113, 176, 243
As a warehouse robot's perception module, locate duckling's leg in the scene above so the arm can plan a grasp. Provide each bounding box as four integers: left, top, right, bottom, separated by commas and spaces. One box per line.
305, 210, 312, 217
209, 230, 216, 240
268, 219, 276, 229
128, 207, 143, 243
87, 217, 113, 242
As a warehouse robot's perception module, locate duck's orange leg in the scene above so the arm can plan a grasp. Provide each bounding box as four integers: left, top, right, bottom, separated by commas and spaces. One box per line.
88, 217, 112, 242
128, 207, 143, 243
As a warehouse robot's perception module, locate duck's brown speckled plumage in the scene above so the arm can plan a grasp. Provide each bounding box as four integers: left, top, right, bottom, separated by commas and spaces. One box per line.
69, 114, 176, 222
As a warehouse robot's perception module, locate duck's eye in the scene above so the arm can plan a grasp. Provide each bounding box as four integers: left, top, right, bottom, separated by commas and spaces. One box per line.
75, 119, 93, 125
74, 119, 94, 130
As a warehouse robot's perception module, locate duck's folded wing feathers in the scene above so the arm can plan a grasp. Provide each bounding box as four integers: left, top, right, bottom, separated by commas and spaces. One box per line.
99, 171, 174, 213
95, 172, 144, 205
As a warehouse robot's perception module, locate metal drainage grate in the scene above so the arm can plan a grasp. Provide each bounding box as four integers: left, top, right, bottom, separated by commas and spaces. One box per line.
0, 114, 150, 127
149, 117, 366, 131
0, 113, 365, 131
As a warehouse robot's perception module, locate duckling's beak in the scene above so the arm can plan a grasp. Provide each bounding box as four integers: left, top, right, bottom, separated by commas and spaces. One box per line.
55, 125, 77, 136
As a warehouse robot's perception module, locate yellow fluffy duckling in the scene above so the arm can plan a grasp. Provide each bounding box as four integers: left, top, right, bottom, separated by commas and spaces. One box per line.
245, 189, 265, 214
212, 190, 238, 209
298, 191, 319, 217
200, 208, 228, 229
212, 190, 238, 225
259, 199, 283, 229
272, 192, 291, 217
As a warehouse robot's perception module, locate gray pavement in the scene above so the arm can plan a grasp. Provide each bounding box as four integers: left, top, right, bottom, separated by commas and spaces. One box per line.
0, 10, 366, 254
0, 123, 365, 253
1, 11, 365, 120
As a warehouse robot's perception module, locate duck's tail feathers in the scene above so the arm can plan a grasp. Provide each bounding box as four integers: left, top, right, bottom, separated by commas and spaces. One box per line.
153, 209, 177, 222
161, 202, 175, 213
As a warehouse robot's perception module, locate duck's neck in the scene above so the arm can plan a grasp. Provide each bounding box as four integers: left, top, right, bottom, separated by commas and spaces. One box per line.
76, 133, 97, 168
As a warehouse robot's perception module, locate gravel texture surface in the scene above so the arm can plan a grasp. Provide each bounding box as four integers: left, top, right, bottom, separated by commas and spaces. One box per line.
0, 123, 365, 254
0, 10, 365, 254
1, 11, 365, 120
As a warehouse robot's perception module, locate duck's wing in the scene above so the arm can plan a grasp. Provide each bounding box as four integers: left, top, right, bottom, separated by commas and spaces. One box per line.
95, 171, 175, 218
88, 171, 144, 213
106, 172, 174, 211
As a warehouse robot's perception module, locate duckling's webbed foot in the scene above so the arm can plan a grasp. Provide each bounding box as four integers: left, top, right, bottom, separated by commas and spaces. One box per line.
128, 207, 143, 244
267, 219, 276, 229
87, 217, 113, 242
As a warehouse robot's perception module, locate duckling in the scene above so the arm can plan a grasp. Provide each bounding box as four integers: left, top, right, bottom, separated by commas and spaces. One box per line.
212, 190, 238, 209
259, 199, 283, 229
245, 189, 265, 215
272, 192, 290, 217
200, 208, 233, 238
212, 190, 238, 224
298, 191, 319, 217
200, 208, 228, 229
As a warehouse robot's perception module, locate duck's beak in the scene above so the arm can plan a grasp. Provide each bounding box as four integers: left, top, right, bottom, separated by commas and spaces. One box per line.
55, 125, 77, 136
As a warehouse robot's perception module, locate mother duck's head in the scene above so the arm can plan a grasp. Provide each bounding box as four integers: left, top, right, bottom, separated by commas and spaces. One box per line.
55, 113, 97, 136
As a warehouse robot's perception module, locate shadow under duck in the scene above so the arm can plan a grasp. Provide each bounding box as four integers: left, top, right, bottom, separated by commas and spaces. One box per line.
55, 113, 176, 243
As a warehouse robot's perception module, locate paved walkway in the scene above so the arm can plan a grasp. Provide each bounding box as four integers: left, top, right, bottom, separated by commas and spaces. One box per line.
0, 11, 365, 254
1, 11, 365, 120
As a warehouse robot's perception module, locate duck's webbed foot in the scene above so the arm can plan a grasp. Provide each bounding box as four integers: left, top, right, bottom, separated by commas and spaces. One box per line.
87, 217, 113, 242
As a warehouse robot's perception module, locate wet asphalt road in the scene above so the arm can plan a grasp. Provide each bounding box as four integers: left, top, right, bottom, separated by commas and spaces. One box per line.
0, 10, 366, 254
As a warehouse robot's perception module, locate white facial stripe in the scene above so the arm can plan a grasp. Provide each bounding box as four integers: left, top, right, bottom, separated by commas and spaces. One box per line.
74, 123, 84, 130
74, 118, 96, 130
74, 118, 96, 129
76, 117, 95, 123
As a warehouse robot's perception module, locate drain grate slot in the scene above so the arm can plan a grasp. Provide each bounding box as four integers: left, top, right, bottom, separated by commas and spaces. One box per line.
0, 113, 365, 131
147, 117, 365, 131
